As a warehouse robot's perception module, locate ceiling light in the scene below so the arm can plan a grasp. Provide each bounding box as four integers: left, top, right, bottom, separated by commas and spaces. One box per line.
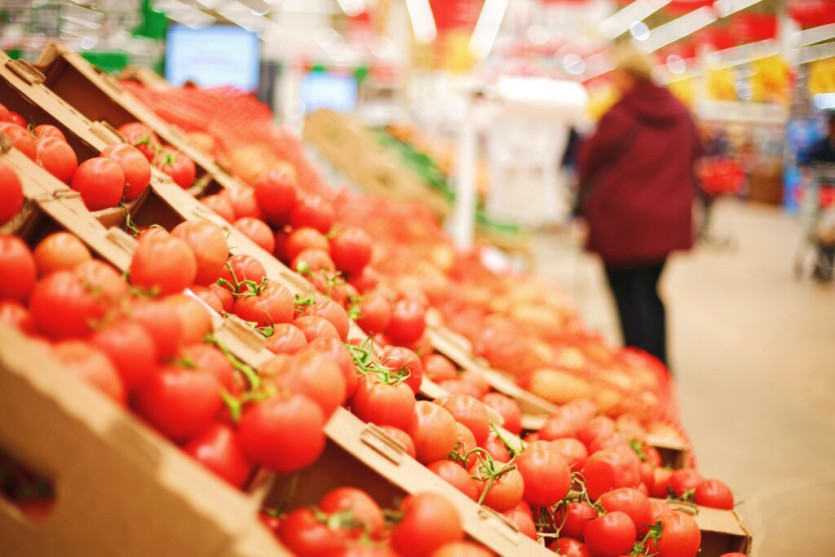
636, 6, 717, 53
630, 21, 650, 41
713, 0, 762, 18
666, 54, 686, 74
599, 0, 671, 40
469, 0, 510, 60
405, 0, 436, 43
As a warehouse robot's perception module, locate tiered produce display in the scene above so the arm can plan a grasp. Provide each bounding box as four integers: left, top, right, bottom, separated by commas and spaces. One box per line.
0, 45, 750, 557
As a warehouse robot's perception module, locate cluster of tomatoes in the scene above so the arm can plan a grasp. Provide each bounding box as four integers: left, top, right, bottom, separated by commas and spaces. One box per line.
260, 488, 495, 557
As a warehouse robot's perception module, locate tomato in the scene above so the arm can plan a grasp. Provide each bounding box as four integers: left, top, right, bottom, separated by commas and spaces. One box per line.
582, 446, 642, 500
336, 543, 399, 557
646, 511, 701, 557
180, 343, 237, 393
183, 422, 252, 488
516, 441, 571, 507
292, 248, 336, 274
669, 469, 703, 498
584, 511, 636, 557
548, 438, 588, 471
210, 282, 235, 312
226, 186, 263, 220
651, 467, 673, 499
134, 363, 223, 441
694, 479, 734, 509
482, 432, 511, 462
284, 227, 329, 262
189, 285, 224, 314
90, 320, 157, 390
421, 352, 457, 382
589, 433, 632, 455
0, 300, 33, 333
71, 156, 125, 210
201, 194, 236, 222
130, 232, 197, 295
456, 371, 490, 399
33, 232, 92, 277
350, 376, 416, 430
430, 542, 494, 557
265, 322, 307, 354
171, 221, 229, 286
0, 123, 36, 160
30, 271, 102, 339
329, 227, 373, 275
502, 506, 537, 539
318, 487, 385, 538
6, 111, 26, 128
259, 511, 281, 535
469, 461, 524, 512
301, 337, 358, 399
451, 421, 477, 469
117, 122, 161, 162
348, 265, 382, 293
53, 341, 125, 404
437, 379, 482, 399
577, 416, 616, 450
290, 194, 334, 233
278, 507, 350, 556
277, 350, 347, 415
233, 281, 294, 327
156, 147, 195, 188
165, 294, 212, 345
35, 137, 78, 183
301, 298, 350, 340
643, 445, 662, 468
385, 299, 426, 346
648, 499, 672, 521
547, 538, 591, 557
600, 487, 652, 534
129, 298, 183, 359
237, 392, 326, 472
438, 394, 489, 445
234, 217, 275, 253
555, 501, 598, 541
218, 254, 266, 293
73, 260, 128, 307
539, 411, 579, 441
392, 493, 464, 557
427, 459, 478, 500
0, 162, 23, 226
381, 345, 424, 395
406, 401, 458, 464
293, 315, 341, 342
101, 143, 151, 201
253, 168, 297, 225
0, 235, 37, 302
34, 124, 67, 143
377, 425, 416, 458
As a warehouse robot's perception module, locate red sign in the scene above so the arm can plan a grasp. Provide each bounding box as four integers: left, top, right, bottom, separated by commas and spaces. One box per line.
430, 0, 484, 33
730, 13, 778, 44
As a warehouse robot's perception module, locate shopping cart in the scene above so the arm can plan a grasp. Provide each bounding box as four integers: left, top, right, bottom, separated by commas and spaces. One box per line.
697, 157, 745, 249
794, 162, 835, 281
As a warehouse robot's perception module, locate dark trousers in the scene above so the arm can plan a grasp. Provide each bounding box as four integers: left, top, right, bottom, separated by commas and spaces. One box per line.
604, 260, 668, 366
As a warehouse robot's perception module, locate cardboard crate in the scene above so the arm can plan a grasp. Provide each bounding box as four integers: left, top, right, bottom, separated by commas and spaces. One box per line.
661, 500, 752, 556
27, 45, 247, 197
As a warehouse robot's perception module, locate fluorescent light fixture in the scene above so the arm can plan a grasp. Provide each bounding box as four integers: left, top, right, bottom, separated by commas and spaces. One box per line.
712, 0, 762, 18
599, 0, 671, 40
636, 6, 717, 53
405, 0, 437, 43
469, 0, 510, 59
797, 23, 835, 47
335, 0, 365, 17
798, 41, 835, 65
630, 21, 650, 41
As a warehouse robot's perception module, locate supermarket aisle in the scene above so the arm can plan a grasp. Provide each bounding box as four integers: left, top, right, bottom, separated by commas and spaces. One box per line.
533, 199, 835, 556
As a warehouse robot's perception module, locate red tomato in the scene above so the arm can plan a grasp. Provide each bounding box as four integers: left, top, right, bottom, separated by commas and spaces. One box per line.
0, 123, 36, 160
550, 438, 589, 470
385, 299, 426, 346
428, 459, 478, 500
70, 156, 125, 210
352, 293, 390, 336
134, 363, 223, 441
584, 511, 637, 557
539, 411, 579, 441
73, 260, 128, 307
292, 248, 336, 274
469, 461, 524, 512
217, 254, 266, 293
210, 282, 235, 312
438, 394, 489, 445
392, 493, 464, 557
180, 343, 236, 393
237, 393, 326, 472
30, 271, 102, 339
0, 300, 33, 332
336, 543, 400, 557
301, 298, 350, 340
35, 137, 77, 183
547, 538, 591, 557
651, 467, 674, 499
600, 487, 652, 533
34, 124, 67, 143
201, 194, 236, 222
350, 376, 416, 430
329, 227, 373, 275
226, 186, 263, 220
293, 315, 341, 342
582, 447, 642, 500
130, 298, 183, 359
0, 235, 37, 302
348, 265, 381, 293
516, 440, 572, 507
53, 341, 125, 404
504, 506, 538, 540
90, 320, 157, 390
233, 281, 294, 327
259, 511, 281, 535
130, 233, 197, 295
101, 143, 151, 201
189, 285, 224, 314
157, 148, 196, 188
649, 499, 672, 521
0, 162, 23, 226
6, 111, 26, 128
170, 221, 228, 286
421, 353, 457, 382
165, 294, 212, 345
480, 393, 522, 435
34, 232, 92, 277
588, 432, 630, 455
430, 542, 494, 557
406, 401, 458, 464
694, 479, 734, 509
378, 425, 416, 458
234, 217, 275, 253
482, 432, 511, 462
290, 194, 334, 233
457, 371, 490, 398
184, 423, 253, 488
381, 346, 424, 395
284, 227, 330, 262
437, 379, 483, 399
555, 501, 598, 541
253, 168, 297, 225
117, 122, 161, 162
301, 337, 358, 399
278, 507, 350, 556
452, 421, 477, 469
669, 469, 704, 498
646, 511, 701, 557
319, 487, 385, 538
265, 322, 308, 355
577, 415, 616, 450
277, 351, 347, 416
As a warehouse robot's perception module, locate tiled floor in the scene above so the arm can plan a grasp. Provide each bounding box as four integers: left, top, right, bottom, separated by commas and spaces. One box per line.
531, 199, 835, 556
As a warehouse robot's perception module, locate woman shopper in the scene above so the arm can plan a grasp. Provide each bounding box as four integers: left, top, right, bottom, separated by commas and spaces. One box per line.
577, 46, 701, 367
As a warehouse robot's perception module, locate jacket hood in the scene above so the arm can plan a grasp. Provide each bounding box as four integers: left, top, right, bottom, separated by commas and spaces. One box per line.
617, 82, 688, 126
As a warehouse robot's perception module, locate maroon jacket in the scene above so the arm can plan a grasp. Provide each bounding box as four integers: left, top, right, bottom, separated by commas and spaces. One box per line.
578, 81, 700, 265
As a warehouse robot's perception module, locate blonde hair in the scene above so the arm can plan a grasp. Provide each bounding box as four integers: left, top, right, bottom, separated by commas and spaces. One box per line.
612, 45, 654, 83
